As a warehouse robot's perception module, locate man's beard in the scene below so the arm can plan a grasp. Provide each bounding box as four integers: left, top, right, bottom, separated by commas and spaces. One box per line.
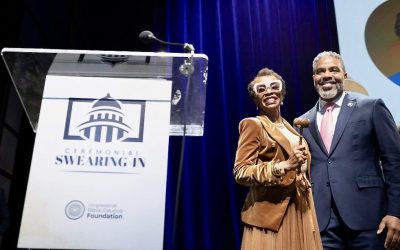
318, 88, 338, 100
316, 82, 343, 100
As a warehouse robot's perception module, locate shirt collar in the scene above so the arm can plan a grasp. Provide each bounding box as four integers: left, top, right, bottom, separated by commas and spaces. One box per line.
318, 91, 346, 111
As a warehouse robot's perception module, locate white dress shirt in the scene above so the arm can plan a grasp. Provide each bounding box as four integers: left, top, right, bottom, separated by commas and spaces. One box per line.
316, 92, 346, 136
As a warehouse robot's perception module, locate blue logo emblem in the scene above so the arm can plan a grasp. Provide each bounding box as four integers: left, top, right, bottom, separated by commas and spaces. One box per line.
63, 93, 145, 143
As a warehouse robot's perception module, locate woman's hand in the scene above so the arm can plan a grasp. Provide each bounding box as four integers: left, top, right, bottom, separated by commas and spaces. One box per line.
277, 145, 308, 173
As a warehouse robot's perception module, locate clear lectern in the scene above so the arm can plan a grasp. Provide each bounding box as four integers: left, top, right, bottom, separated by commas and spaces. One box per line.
1, 48, 208, 250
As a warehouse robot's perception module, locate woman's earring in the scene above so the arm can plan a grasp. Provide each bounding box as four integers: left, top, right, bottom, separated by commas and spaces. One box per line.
280, 101, 284, 106
256, 106, 259, 110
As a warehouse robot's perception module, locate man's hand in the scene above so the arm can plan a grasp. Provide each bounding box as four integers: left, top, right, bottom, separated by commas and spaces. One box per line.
377, 215, 400, 250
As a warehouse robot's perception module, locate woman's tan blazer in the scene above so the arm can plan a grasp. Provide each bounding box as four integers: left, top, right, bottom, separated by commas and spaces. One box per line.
234, 115, 311, 232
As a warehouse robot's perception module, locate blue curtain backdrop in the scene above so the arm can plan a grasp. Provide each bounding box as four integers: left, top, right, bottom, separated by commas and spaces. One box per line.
0, 0, 339, 249
162, 0, 338, 249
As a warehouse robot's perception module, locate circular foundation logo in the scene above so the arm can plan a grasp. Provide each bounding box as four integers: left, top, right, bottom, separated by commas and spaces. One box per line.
65, 200, 85, 220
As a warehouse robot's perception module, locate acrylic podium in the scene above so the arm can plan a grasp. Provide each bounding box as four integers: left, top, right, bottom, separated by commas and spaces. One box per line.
1, 48, 208, 250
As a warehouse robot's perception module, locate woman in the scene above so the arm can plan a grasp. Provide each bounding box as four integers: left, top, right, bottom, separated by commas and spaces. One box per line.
234, 68, 322, 250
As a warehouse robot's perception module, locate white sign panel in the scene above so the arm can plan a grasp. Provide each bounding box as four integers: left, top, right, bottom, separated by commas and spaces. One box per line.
334, 0, 400, 122
18, 75, 172, 249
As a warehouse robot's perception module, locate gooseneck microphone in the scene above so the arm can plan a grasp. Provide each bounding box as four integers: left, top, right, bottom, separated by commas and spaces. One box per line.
139, 30, 196, 250
138, 30, 195, 53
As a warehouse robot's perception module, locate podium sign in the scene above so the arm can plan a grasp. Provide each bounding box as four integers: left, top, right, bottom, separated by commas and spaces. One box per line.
19, 75, 171, 249
1, 48, 208, 249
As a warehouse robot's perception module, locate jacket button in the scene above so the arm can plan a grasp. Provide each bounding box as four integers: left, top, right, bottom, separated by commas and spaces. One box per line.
326, 182, 330, 186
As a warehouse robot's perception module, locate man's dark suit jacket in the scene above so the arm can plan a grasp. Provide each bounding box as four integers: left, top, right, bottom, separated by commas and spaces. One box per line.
301, 92, 400, 231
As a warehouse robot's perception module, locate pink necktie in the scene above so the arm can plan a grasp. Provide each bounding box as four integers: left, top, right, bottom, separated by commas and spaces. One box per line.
320, 102, 335, 152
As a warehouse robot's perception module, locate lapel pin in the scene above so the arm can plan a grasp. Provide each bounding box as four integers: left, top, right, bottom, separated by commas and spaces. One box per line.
347, 102, 354, 107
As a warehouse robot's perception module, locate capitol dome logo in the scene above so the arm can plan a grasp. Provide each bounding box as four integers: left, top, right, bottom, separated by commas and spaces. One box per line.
63, 93, 145, 143
77, 94, 131, 143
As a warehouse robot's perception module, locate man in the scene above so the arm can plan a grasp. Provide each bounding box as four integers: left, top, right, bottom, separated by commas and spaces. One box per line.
300, 51, 400, 249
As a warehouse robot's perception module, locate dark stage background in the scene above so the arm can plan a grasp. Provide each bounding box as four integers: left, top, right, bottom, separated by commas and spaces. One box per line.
0, 0, 339, 249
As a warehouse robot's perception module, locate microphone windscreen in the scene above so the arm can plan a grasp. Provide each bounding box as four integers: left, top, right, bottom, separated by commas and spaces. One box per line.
139, 30, 154, 44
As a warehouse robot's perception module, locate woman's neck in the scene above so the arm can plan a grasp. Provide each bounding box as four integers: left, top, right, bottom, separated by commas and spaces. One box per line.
260, 110, 281, 123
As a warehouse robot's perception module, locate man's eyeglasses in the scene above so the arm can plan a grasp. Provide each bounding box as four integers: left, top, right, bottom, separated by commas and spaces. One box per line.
253, 80, 282, 94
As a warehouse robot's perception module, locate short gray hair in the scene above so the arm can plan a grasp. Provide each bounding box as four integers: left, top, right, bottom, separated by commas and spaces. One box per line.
312, 51, 346, 74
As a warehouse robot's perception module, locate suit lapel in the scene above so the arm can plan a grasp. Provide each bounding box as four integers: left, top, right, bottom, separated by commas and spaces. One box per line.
307, 103, 329, 154
329, 94, 356, 155
257, 115, 293, 155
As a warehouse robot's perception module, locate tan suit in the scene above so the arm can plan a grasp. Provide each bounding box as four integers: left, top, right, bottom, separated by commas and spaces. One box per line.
234, 115, 311, 232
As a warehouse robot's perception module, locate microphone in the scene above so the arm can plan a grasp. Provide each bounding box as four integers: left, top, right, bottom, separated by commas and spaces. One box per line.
138, 30, 195, 53
138, 30, 155, 44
